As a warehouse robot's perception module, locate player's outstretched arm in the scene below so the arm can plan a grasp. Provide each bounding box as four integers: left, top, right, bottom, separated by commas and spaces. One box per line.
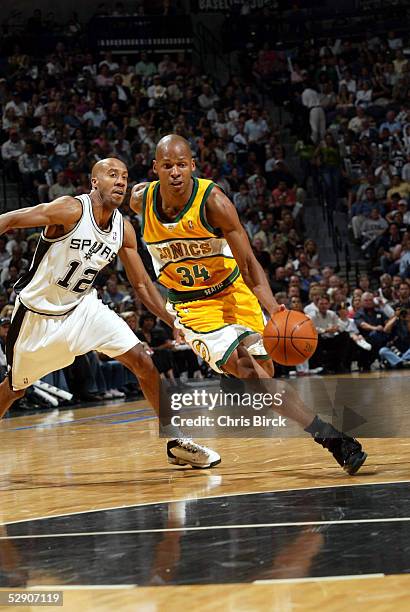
206, 188, 280, 315
129, 182, 149, 215
0, 196, 82, 235
118, 219, 175, 327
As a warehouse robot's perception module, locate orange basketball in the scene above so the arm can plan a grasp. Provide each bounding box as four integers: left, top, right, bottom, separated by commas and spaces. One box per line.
263, 310, 318, 366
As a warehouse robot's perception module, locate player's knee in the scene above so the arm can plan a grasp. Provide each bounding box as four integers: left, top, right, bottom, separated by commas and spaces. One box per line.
131, 345, 156, 374
259, 359, 275, 377
238, 365, 261, 380
223, 358, 257, 380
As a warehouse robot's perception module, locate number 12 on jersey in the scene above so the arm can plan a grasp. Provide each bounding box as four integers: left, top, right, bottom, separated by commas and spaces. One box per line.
57, 260, 99, 294
175, 264, 210, 287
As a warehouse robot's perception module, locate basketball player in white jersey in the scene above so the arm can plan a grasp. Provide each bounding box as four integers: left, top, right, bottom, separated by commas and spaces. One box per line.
0, 157, 220, 469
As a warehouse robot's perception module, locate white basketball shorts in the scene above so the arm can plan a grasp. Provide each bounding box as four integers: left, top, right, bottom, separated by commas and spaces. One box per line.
7, 290, 139, 390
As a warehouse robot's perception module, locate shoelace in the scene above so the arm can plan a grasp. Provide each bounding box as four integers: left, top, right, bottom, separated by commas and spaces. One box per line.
177, 438, 208, 454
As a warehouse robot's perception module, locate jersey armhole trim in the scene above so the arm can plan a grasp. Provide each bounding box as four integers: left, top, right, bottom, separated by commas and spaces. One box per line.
120, 215, 125, 248
199, 182, 221, 237
141, 183, 150, 236
41, 196, 84, 243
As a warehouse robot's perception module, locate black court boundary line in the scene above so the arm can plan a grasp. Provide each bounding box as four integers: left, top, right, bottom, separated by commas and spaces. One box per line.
3, 479, 410, 526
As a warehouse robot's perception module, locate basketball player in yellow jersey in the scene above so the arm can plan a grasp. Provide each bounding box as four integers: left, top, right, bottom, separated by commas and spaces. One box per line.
131, 135, 368, 475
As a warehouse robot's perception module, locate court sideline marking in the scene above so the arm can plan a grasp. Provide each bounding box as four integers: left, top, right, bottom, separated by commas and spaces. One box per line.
2, 515, 410, 538
2, 478, 409, 526
2, 408, 154, 431
24, 574, 385, 588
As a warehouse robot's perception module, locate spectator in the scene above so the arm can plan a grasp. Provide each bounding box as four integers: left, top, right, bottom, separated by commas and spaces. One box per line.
198, 83, 218, 111
336, 84, 354, 113
102, 278, 125, 306
304, 286, 324, 317
272, 181, 296, 207
48, 171, 76, 201
244, 109, 269, 151
1, 129, 25, 180
34, 157, 54, 203
355, 80, 373, 109
379, 308, 410, 368
392, 281, 410, 309
135, 52, 157, 80
158, 54, 176, 78
387, 175, 410, 204
147, 75, 167, 108
310, 296, 351, 373
302, 81, 326, 144
18, 143, 41, 196
360, 207, 389, 255
82, 100, 107, 128
354, 292, 389, 369
136, 313, 177, 386
233, 183, 252, 215
315, 133, 341, 211
350, 187, 385, 240
398, 235, 410, 277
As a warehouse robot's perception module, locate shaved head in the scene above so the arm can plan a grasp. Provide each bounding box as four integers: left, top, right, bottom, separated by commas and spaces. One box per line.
91, 157, 127, 179
155, 134, 192, 160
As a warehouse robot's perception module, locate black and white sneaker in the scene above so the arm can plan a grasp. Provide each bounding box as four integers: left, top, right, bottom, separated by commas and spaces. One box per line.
306, 416, 367, 475
167, 439, 221, 469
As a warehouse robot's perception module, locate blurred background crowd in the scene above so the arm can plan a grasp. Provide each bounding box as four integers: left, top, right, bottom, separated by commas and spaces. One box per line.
1, 0, 410, 409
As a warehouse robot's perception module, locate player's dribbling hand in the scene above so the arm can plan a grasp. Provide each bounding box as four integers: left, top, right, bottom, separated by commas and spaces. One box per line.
173, 327, 186, 345
271, 304, 287, 316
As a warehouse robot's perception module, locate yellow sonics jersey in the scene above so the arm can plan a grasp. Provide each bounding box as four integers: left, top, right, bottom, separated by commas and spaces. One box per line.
142, 178, 239, 303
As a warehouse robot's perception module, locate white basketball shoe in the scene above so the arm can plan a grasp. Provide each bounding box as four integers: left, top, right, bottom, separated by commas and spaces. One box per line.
167, 439, 221, 469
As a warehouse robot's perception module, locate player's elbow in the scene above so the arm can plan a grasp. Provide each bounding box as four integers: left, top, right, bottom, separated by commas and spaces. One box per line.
130, 183, 147, 213
241, 255, 261, 286
239, 262, 251, 285
1, 211, 17, 233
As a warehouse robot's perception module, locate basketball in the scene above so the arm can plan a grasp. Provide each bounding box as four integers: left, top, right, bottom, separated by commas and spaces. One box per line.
263, 310, 318, 366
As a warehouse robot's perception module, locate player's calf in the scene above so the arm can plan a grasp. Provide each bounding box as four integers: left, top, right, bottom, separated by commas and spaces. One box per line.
0, 379, 25, 418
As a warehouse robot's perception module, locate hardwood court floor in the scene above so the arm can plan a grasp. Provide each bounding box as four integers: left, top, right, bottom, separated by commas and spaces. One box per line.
0, 371, 410, 611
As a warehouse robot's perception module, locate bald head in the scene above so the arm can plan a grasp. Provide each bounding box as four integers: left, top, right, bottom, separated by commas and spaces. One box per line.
155, 134, 192, 160
91, 157, 127, 179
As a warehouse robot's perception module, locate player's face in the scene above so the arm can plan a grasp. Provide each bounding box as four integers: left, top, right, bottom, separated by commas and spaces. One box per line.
94, 162, 128, 207
154, 149, 195, 196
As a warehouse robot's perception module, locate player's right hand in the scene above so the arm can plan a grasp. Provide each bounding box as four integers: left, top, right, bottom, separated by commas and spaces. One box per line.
271, 304, 286, 316
173, 327, 186, 344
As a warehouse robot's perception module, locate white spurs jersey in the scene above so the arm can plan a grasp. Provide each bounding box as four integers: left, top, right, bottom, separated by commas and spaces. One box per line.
15, 194, 124, 315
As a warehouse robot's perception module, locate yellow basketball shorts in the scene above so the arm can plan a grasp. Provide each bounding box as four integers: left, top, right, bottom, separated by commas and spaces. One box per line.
166, 277, 269, 373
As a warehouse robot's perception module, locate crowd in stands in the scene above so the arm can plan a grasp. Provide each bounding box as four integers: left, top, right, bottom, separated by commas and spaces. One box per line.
1, 8, 410, 408
285, 26, 410, 373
